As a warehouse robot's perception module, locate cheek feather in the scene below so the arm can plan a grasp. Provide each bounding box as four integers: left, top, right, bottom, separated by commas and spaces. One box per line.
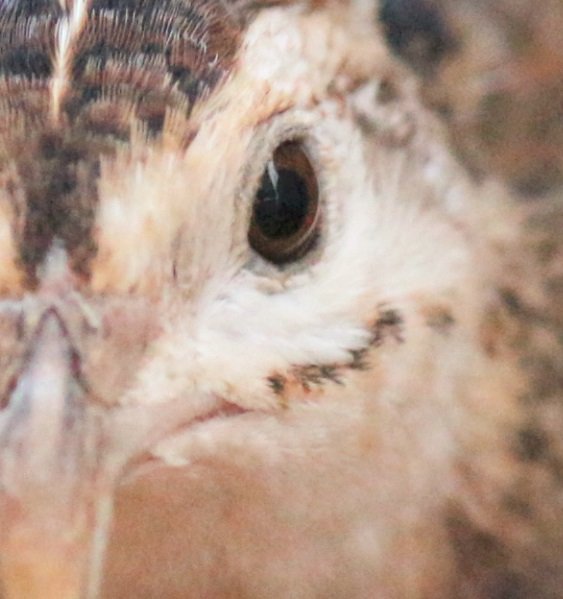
91, 148, 192, 295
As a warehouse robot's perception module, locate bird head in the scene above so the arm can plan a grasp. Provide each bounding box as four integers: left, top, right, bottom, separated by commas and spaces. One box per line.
0, 1, 501, 597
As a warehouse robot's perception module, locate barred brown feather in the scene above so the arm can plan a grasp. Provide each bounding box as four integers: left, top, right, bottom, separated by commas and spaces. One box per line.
0, 0, 245, 281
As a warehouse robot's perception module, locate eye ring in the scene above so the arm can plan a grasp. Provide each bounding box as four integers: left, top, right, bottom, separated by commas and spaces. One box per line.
248, 141, 320, 265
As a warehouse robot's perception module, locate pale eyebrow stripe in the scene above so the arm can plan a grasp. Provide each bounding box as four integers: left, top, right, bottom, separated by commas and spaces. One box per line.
50, 0, 91, 122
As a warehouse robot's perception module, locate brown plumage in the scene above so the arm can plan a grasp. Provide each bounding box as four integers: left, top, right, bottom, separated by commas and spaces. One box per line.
0, 0, 244, 281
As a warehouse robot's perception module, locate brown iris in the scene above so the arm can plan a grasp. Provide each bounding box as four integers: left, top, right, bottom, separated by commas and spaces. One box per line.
248, 141, 320, 265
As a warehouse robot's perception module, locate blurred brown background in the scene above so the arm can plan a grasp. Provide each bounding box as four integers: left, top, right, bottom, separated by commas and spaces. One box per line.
381, 0, 563, 196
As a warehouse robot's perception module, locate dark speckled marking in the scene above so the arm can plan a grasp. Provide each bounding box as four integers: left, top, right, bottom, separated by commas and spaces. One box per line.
515, 425, 550, 462
502, 493, 533, 520
349, 347, 370, 370
267, 308, 404, 396
268, 374, 286, 395
0, 0, 61, 17
371, 307, 404, 346
0, 47, 53, 78
425, 305, 456, 334
380, 0, 455, 70
500, 288, 524, 315
15, 130, 106, 282
294, 364, 344, 391
446, 508, 532, 599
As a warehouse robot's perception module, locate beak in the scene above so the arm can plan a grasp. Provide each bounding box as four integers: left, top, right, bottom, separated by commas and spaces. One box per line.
0, 286, 222, 598
0, 308, 111, 599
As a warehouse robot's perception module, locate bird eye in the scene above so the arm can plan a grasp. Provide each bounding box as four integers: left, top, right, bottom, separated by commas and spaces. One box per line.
248, 141, 320, 264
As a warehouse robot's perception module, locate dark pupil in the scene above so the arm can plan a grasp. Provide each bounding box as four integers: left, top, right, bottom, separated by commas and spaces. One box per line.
253, 163, 309, 239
